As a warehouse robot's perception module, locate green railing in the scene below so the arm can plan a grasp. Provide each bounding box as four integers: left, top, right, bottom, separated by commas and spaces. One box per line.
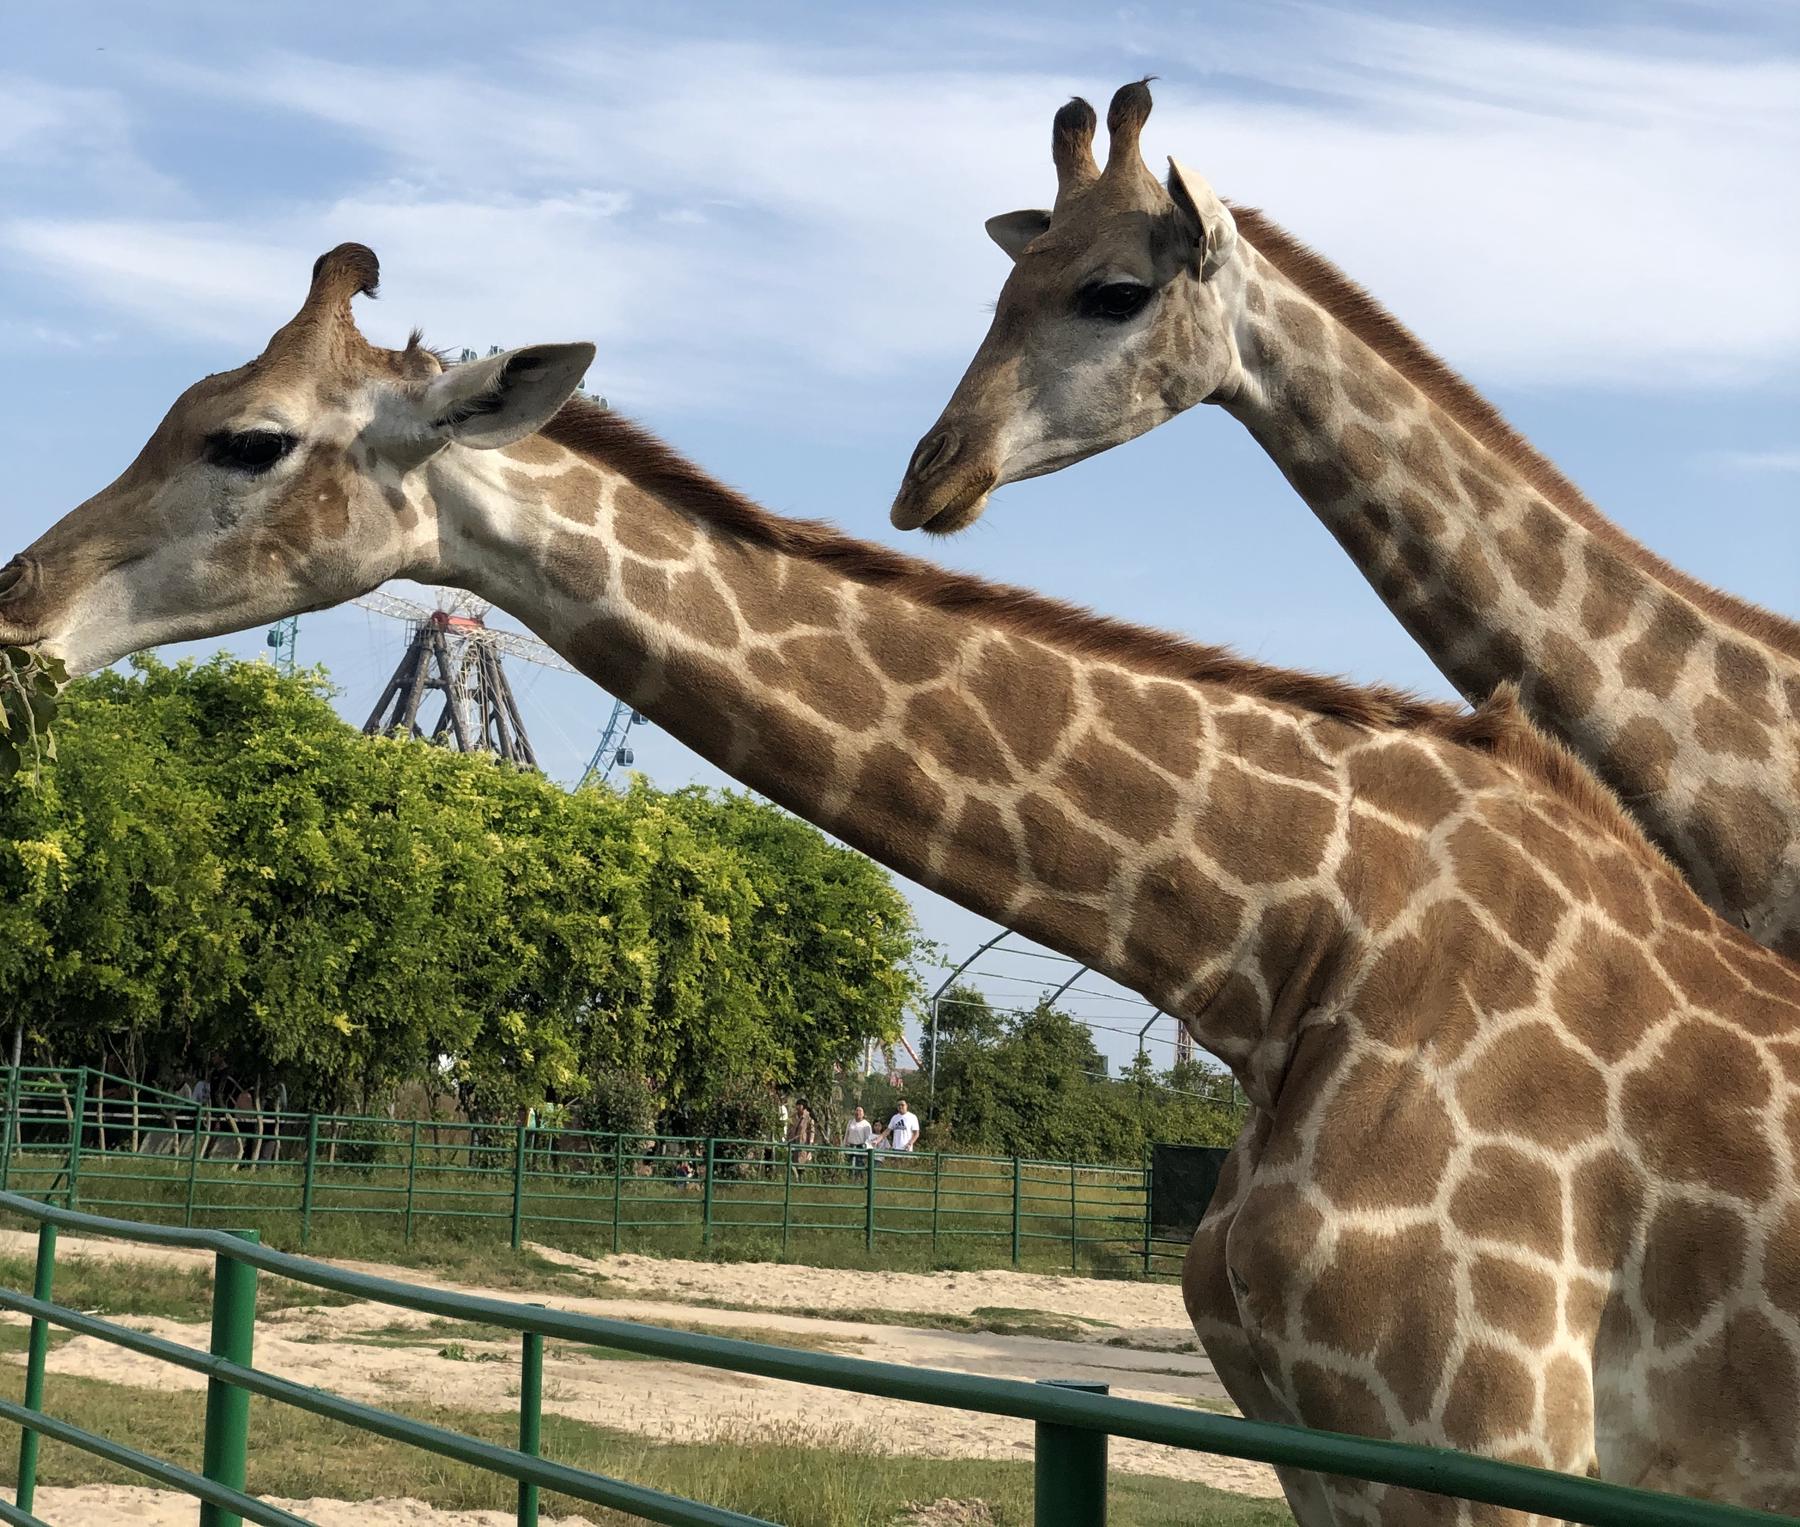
0, 1192, 1791, 1527
0, 1068, 1153, 1272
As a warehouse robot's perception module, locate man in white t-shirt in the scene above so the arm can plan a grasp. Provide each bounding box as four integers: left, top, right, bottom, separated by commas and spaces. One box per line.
875, 1099, 920, 1152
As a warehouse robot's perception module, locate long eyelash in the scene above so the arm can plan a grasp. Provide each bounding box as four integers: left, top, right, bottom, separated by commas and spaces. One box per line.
204, 431, 294, 474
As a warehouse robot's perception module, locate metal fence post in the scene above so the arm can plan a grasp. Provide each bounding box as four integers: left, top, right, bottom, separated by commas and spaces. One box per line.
0, 1061, 19, 1194
403, 1118, 421, 1244
511, 1123, 528, 1250
700, 1138, 715, 1248
518, 1309, 544, 1527
199, 1229, 260, 1527
1070, 1163, 1079, 1271
1139, 1145, 1152, 1278
15, 1221, 57, 1513
610, 1134, 623, 1254
779, 1139, 792, 1255
299, 1114, 319, 1248
1034, 1379, 1107, 1527
864, 1148, 877, 1252
183, 1104, 205, 1228
1011, 1157, 1023, 1267
65, 1069, 88, 1210
931, 1151, 941, 1249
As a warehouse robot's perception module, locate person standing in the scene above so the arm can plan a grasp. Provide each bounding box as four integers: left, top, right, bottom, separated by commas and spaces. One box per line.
787, 1101, 816, 1176
843, 1105, 874, 1177
874, 1098, 920, 1153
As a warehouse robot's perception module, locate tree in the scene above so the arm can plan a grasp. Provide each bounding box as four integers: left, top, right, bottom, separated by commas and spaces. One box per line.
0, 655, 928, 1123
915, 989, 1247, 1163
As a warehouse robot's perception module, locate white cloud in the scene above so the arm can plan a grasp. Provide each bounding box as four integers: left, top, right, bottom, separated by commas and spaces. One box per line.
1708, 448, 1800, 474
0, 74, 181, 206
2, 11, 1795, 401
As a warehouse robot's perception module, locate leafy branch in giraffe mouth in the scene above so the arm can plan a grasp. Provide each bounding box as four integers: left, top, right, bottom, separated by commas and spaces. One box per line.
0, 647, 68, 788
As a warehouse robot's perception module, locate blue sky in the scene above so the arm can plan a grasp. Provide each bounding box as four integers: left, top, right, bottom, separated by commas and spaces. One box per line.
3, 2, 1796, 1071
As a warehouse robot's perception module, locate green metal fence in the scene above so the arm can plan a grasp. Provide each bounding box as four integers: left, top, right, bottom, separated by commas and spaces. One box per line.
0, 1192, 1792, 1527
0, 1068, 1154, 1272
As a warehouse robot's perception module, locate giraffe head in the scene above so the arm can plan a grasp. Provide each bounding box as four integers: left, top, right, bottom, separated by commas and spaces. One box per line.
0, 243, 593, 675
891, 80, 1241, 533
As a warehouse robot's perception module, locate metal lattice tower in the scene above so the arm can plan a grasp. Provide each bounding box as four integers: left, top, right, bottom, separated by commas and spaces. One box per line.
576, 698, 647, 789
358, 592, 561, 768
265, 615, 299, 676
355, 588, 649, 784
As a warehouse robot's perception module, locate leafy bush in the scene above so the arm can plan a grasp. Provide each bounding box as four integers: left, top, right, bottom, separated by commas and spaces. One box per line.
577, 1068, 659, 1137
0, 655, 925, 1124
922, 986, 1242, 1164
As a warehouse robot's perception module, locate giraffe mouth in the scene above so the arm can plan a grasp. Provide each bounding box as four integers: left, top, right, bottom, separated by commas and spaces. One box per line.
890, 471, 995, 536
0, 557, 47, 647
915, 487, 992, 536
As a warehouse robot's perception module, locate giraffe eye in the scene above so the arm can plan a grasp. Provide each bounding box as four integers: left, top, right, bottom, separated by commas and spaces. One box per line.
206, 430, 297, 475
1075, 281, 1153, 323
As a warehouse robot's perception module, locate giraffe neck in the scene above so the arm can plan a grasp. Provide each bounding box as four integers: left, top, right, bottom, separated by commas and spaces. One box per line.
424, 420, 1400, 1100
1215, 233, 1800, 951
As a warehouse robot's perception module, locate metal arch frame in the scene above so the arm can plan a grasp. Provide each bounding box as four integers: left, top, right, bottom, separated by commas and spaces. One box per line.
923, 930, 1174, 1104
1046, 962, 1170, 1070
924, 929, 1011, 1104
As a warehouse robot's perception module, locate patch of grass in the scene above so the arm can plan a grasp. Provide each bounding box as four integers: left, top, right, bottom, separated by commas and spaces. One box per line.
667, 1296, 1186, 1353
325, 1238, 620, 1298
345, 1314, 864, 1360
0, 1367, 1293, 1526
0, 1322, 73, 1355
0, 1253, 351, 1324
961, 1306, 1113, 1341
1102, 1333, 1201, 1354
435, 1341, 505, 1363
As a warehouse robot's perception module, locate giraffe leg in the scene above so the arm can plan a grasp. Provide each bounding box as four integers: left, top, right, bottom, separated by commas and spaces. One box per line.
1183, 1118, 1337, 1526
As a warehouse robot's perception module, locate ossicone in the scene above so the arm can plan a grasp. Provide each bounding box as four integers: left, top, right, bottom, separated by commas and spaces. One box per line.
1051, 96, 1100, 203
309, 242, 381, 302
1104, 77, 1156, 173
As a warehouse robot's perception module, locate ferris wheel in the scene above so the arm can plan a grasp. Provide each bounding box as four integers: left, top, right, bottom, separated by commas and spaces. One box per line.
266, 588, 647, 788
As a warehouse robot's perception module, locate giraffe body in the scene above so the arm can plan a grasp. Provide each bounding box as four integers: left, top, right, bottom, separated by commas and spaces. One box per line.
890, 82, 1800, 961
3, 246, 1799, 1522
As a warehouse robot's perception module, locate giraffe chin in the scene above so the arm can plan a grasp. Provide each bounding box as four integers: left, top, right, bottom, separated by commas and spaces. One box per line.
913, 483, 993, 537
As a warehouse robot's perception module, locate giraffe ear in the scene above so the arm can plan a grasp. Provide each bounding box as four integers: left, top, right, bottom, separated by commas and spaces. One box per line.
420, 342, 597, 450
985, 209, 1053, 263
1166, 159, 1236, 281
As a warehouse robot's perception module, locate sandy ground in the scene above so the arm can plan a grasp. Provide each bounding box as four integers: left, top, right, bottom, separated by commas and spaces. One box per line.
28, 1484, 595, 1525
0, 1230, 1282, 1517
546, 1245, 1202, 1345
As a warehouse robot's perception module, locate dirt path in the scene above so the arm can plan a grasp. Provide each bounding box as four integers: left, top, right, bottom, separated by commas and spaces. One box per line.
0, 1231, 1280, 1501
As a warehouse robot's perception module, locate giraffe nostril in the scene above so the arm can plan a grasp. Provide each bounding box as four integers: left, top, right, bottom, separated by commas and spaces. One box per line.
909, 429, 959, 482
0, 557, 31, 603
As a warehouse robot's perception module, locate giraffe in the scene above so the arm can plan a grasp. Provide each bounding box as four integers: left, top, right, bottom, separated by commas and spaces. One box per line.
5, 243, 1800, 1523
890, 80, 1800, 962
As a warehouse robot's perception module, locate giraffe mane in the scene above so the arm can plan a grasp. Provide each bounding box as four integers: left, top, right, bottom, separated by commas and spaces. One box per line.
539, 399, 1667, 865
1229, 204, 1800, 664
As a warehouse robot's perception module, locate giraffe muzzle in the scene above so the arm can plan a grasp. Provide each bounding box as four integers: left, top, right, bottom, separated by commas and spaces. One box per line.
0, 557, 47, 648
891, 429, 998, 533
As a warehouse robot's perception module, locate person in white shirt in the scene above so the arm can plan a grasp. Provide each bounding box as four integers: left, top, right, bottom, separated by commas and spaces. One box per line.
843, 1106, 874, 1177
874, 1099, 921, 1152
